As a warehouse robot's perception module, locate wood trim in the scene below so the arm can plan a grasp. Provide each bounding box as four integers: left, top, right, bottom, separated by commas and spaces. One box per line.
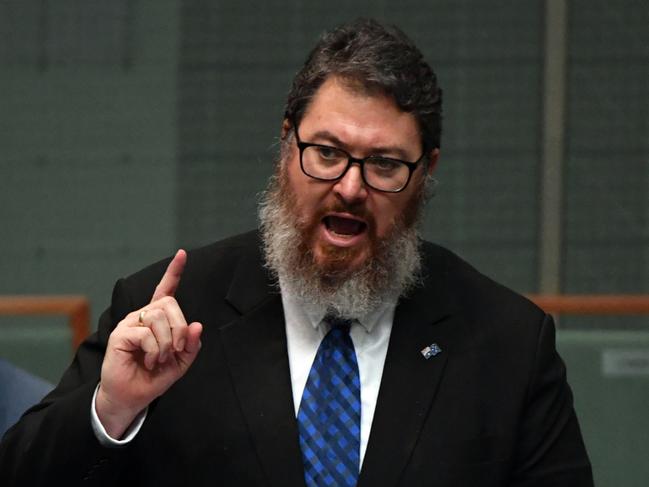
527, 295, 649, 315
1, 294, 648, 351
0, 296, 90, 350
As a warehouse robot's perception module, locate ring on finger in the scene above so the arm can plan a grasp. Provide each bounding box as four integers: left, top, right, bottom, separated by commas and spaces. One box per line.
138, 310, 147, 326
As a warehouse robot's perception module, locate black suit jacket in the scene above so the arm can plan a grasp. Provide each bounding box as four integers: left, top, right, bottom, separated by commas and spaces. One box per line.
0, 231, 593, 486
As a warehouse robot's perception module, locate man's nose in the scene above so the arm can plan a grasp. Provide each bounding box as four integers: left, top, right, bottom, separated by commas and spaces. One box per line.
333, 163, 368, 203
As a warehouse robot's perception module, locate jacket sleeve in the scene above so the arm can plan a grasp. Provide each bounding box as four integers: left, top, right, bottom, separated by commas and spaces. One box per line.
510, 314, 594, 486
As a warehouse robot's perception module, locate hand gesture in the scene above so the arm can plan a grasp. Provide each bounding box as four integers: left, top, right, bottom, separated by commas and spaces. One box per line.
96, 250, 203, 438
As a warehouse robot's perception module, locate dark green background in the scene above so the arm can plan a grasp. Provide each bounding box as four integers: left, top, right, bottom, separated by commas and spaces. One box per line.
1, 1, 648, 485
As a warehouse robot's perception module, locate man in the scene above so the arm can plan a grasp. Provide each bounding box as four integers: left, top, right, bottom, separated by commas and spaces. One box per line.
0, 19, 592, 486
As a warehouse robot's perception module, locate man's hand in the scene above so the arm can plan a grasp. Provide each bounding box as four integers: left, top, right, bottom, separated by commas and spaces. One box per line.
96, 250, 203, 438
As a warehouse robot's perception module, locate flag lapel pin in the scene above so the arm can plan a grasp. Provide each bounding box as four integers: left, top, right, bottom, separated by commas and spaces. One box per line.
421, 343, 442, 359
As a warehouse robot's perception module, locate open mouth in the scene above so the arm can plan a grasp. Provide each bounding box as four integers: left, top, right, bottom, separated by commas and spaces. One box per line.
323, 215, 367, 237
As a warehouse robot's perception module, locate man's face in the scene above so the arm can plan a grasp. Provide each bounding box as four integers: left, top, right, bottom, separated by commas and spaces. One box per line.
282, 76, 435, 278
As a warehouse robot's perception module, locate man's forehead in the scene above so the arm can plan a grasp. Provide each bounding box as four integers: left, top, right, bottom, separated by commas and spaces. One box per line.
303, 75, 400, 117
298, 76, 421, 154
332, 75, 389, 99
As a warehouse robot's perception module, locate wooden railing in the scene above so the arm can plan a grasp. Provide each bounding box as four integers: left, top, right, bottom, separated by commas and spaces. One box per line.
527, 295, 649, 315
0, 296, 90, 350
0, 294, 647, 353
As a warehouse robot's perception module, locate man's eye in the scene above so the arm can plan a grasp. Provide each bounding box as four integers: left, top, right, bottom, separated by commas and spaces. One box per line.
371, 158, 400, 172
317, 147, 342, 160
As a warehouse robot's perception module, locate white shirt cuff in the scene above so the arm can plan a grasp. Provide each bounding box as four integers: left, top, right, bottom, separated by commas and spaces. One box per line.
90, 383, 147, 447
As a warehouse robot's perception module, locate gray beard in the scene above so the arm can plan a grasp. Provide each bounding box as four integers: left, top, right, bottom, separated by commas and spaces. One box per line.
258, 175, 424, 320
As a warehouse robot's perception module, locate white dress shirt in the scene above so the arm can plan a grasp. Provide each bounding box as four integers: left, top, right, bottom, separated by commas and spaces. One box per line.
282, 290, 395, 467
92, 287, 397, 467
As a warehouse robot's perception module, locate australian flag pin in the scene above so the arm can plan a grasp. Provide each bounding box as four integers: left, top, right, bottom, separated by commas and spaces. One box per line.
421, 343, 442, 359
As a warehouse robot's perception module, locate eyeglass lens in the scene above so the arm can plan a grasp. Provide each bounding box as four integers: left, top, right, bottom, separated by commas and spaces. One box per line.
301, 145, 410, 192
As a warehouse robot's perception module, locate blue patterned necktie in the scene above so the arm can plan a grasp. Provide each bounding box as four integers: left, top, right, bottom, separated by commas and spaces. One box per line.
297, 317, 361, 487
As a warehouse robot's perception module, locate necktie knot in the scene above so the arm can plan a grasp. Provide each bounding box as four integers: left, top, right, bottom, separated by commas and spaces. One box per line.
325, 315, 354, 334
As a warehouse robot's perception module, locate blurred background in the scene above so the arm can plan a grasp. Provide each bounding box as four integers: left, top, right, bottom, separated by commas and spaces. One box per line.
0, 0, 647, 485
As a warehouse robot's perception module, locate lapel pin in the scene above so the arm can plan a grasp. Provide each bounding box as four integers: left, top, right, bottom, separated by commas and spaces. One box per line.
421, 343, 442, 359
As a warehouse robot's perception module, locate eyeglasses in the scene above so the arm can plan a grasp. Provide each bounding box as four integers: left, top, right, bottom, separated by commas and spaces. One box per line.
293, 124, 426, 193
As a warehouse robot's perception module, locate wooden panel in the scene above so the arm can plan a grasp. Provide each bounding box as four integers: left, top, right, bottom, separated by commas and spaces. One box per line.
0, 296, 90, 350
528, 295, 649, 315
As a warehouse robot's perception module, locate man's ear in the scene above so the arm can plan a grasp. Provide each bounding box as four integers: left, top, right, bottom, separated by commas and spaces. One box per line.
427, 148, 440, 176
280, 118, 292, 140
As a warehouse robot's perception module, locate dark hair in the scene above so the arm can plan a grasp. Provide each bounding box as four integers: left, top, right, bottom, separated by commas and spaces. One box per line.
284, 18, 443, 152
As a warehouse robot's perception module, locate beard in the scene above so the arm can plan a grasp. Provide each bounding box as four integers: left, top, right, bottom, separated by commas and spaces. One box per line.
258, 157, 427, 320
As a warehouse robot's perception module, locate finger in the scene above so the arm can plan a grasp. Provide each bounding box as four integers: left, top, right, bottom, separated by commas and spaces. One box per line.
141, 308, 173, 363
151, 249, 187, 302
117, 326, 160, 370
156, 296, 189, 352
171, 322, 188, 353
184, 322, 202, 354
176, 322, 203, 370
142, 331, 160, 370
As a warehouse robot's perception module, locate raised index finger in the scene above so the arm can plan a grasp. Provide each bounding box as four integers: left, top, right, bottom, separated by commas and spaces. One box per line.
151, 249, 186, 302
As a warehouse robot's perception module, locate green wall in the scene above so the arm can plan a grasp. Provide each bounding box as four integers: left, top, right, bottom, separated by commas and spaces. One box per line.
1, 1, 648, 484
1, 1, 179, 324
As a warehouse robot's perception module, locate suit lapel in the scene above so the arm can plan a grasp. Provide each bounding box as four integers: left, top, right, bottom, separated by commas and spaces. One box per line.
218, 244, 306, 487
358, 258, 460, 487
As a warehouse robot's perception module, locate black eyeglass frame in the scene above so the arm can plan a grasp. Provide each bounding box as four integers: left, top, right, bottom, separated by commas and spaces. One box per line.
292, 123, 427, 193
